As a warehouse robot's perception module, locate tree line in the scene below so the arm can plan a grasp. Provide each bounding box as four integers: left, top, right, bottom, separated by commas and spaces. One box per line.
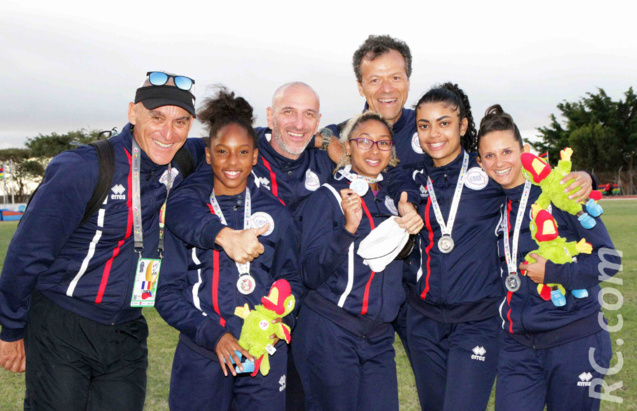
533, 87, 636, 193
0, 129, 100, 196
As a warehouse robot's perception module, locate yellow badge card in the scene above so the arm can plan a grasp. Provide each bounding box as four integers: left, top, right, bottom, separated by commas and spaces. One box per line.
131, 258, 162, 307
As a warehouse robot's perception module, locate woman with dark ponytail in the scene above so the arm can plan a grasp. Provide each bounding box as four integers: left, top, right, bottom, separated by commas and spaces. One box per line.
155, 88, 303, 411
404, 84, 595, 411
477, 104, 618, 411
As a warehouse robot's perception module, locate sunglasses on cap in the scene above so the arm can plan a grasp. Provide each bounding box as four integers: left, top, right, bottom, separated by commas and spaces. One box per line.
146, 71, 195, 91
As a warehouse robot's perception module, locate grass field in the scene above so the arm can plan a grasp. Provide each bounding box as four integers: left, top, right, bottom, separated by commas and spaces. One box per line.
0, 199, 635, 410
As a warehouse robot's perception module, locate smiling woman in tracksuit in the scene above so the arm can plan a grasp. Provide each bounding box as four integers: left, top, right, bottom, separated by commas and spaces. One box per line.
404, 83, 506, 411
292, 111, 423, 411
155, 89, 302, 411
476, 104, 620, 411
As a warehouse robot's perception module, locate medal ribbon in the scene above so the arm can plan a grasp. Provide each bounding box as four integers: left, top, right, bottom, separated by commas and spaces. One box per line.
502, 180, 532, 276
425, 151, 469, 238
210, 189, 252, 276
335, 165, 383, 183
131, 139, 172, 258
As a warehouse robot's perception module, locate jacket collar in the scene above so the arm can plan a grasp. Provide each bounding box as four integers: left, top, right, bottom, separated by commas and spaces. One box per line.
424, 150, 466, 179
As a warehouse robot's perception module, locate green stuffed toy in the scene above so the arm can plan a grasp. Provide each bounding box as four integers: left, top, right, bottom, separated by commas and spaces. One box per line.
234, 279, 295, 377
523, 204, 592, 306
521, 148, 603, 229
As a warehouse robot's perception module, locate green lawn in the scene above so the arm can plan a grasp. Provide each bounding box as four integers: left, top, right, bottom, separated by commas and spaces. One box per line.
0, 199, 635, 410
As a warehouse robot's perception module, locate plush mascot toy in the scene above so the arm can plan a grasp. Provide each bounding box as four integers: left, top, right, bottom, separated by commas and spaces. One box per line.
521, 148, 603, 229
523, 204, 592, 306
234, 279, 295, 377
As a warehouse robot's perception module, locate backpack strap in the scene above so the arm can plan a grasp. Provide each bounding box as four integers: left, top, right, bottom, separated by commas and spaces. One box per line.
20, 140, 115, 227
80, 140, 115, 226
173, 145, 195, 180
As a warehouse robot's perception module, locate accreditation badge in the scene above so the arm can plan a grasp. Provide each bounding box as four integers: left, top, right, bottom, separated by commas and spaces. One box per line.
131, 258, 162, 307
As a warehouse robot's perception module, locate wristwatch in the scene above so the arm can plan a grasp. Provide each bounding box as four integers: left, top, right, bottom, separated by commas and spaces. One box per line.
319, 128, 333, 151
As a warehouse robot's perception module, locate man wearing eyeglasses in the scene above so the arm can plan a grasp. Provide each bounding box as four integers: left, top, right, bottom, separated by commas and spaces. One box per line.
0, 71, 257, 410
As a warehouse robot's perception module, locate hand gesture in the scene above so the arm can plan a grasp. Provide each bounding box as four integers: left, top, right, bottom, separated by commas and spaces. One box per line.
215, 225, 268, 263
395, 192, 423, 234
340, 189, 362, 234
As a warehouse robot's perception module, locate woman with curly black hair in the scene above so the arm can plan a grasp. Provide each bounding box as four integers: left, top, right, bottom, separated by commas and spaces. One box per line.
155, 88, 303, 411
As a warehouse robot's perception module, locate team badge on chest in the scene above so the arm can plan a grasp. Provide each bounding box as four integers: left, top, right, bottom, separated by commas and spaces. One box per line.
159, 168, 179, 188
304, 169, 320, 191
384, 196, 398, 215
251, 212, 275, 236
464, 167, 488, 190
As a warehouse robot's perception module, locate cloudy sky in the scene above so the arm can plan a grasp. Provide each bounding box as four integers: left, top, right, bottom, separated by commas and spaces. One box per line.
1, 0, 635, 149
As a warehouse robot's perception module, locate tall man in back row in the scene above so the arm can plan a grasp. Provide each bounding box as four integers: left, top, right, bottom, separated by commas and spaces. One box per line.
321, 34, 424, 168
0, 71, 263, 410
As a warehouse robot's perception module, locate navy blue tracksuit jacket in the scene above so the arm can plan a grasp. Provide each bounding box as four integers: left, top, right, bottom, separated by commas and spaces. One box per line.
408, 151, 504, 321
165, 127, 334, 250
0, 125, 206, 341
297, 175, 406, 322
498, 183, 621, 345
156, 184, 302, 351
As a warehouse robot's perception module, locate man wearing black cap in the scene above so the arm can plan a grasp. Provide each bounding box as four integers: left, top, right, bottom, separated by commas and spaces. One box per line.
0, 71, 209, 410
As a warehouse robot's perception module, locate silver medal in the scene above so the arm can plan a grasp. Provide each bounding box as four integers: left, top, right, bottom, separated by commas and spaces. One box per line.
350, 178, 369, 196
438, 235, 454, 253
237, 274, 256, 295
505, 273, 521, 292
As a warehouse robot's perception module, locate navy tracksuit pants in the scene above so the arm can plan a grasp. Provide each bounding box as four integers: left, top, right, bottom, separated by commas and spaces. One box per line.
292, 305, 399, 411
392, 300, 411, 363
24, 290, 148, 411
169, 340, 288, 411
495, 330, 612, 411
406, 305, 500, 411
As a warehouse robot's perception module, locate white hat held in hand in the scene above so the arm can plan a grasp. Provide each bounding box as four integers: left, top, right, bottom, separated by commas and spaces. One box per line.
357, 217, 409, 272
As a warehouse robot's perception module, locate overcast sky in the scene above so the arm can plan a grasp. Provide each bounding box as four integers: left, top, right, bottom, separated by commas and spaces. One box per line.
1, 0, 635, 149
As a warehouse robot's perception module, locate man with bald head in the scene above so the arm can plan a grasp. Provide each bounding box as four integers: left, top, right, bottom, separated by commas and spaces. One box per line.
167, 81, 332, 232
268, 82, 321, 159
0, 71, 209, 410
